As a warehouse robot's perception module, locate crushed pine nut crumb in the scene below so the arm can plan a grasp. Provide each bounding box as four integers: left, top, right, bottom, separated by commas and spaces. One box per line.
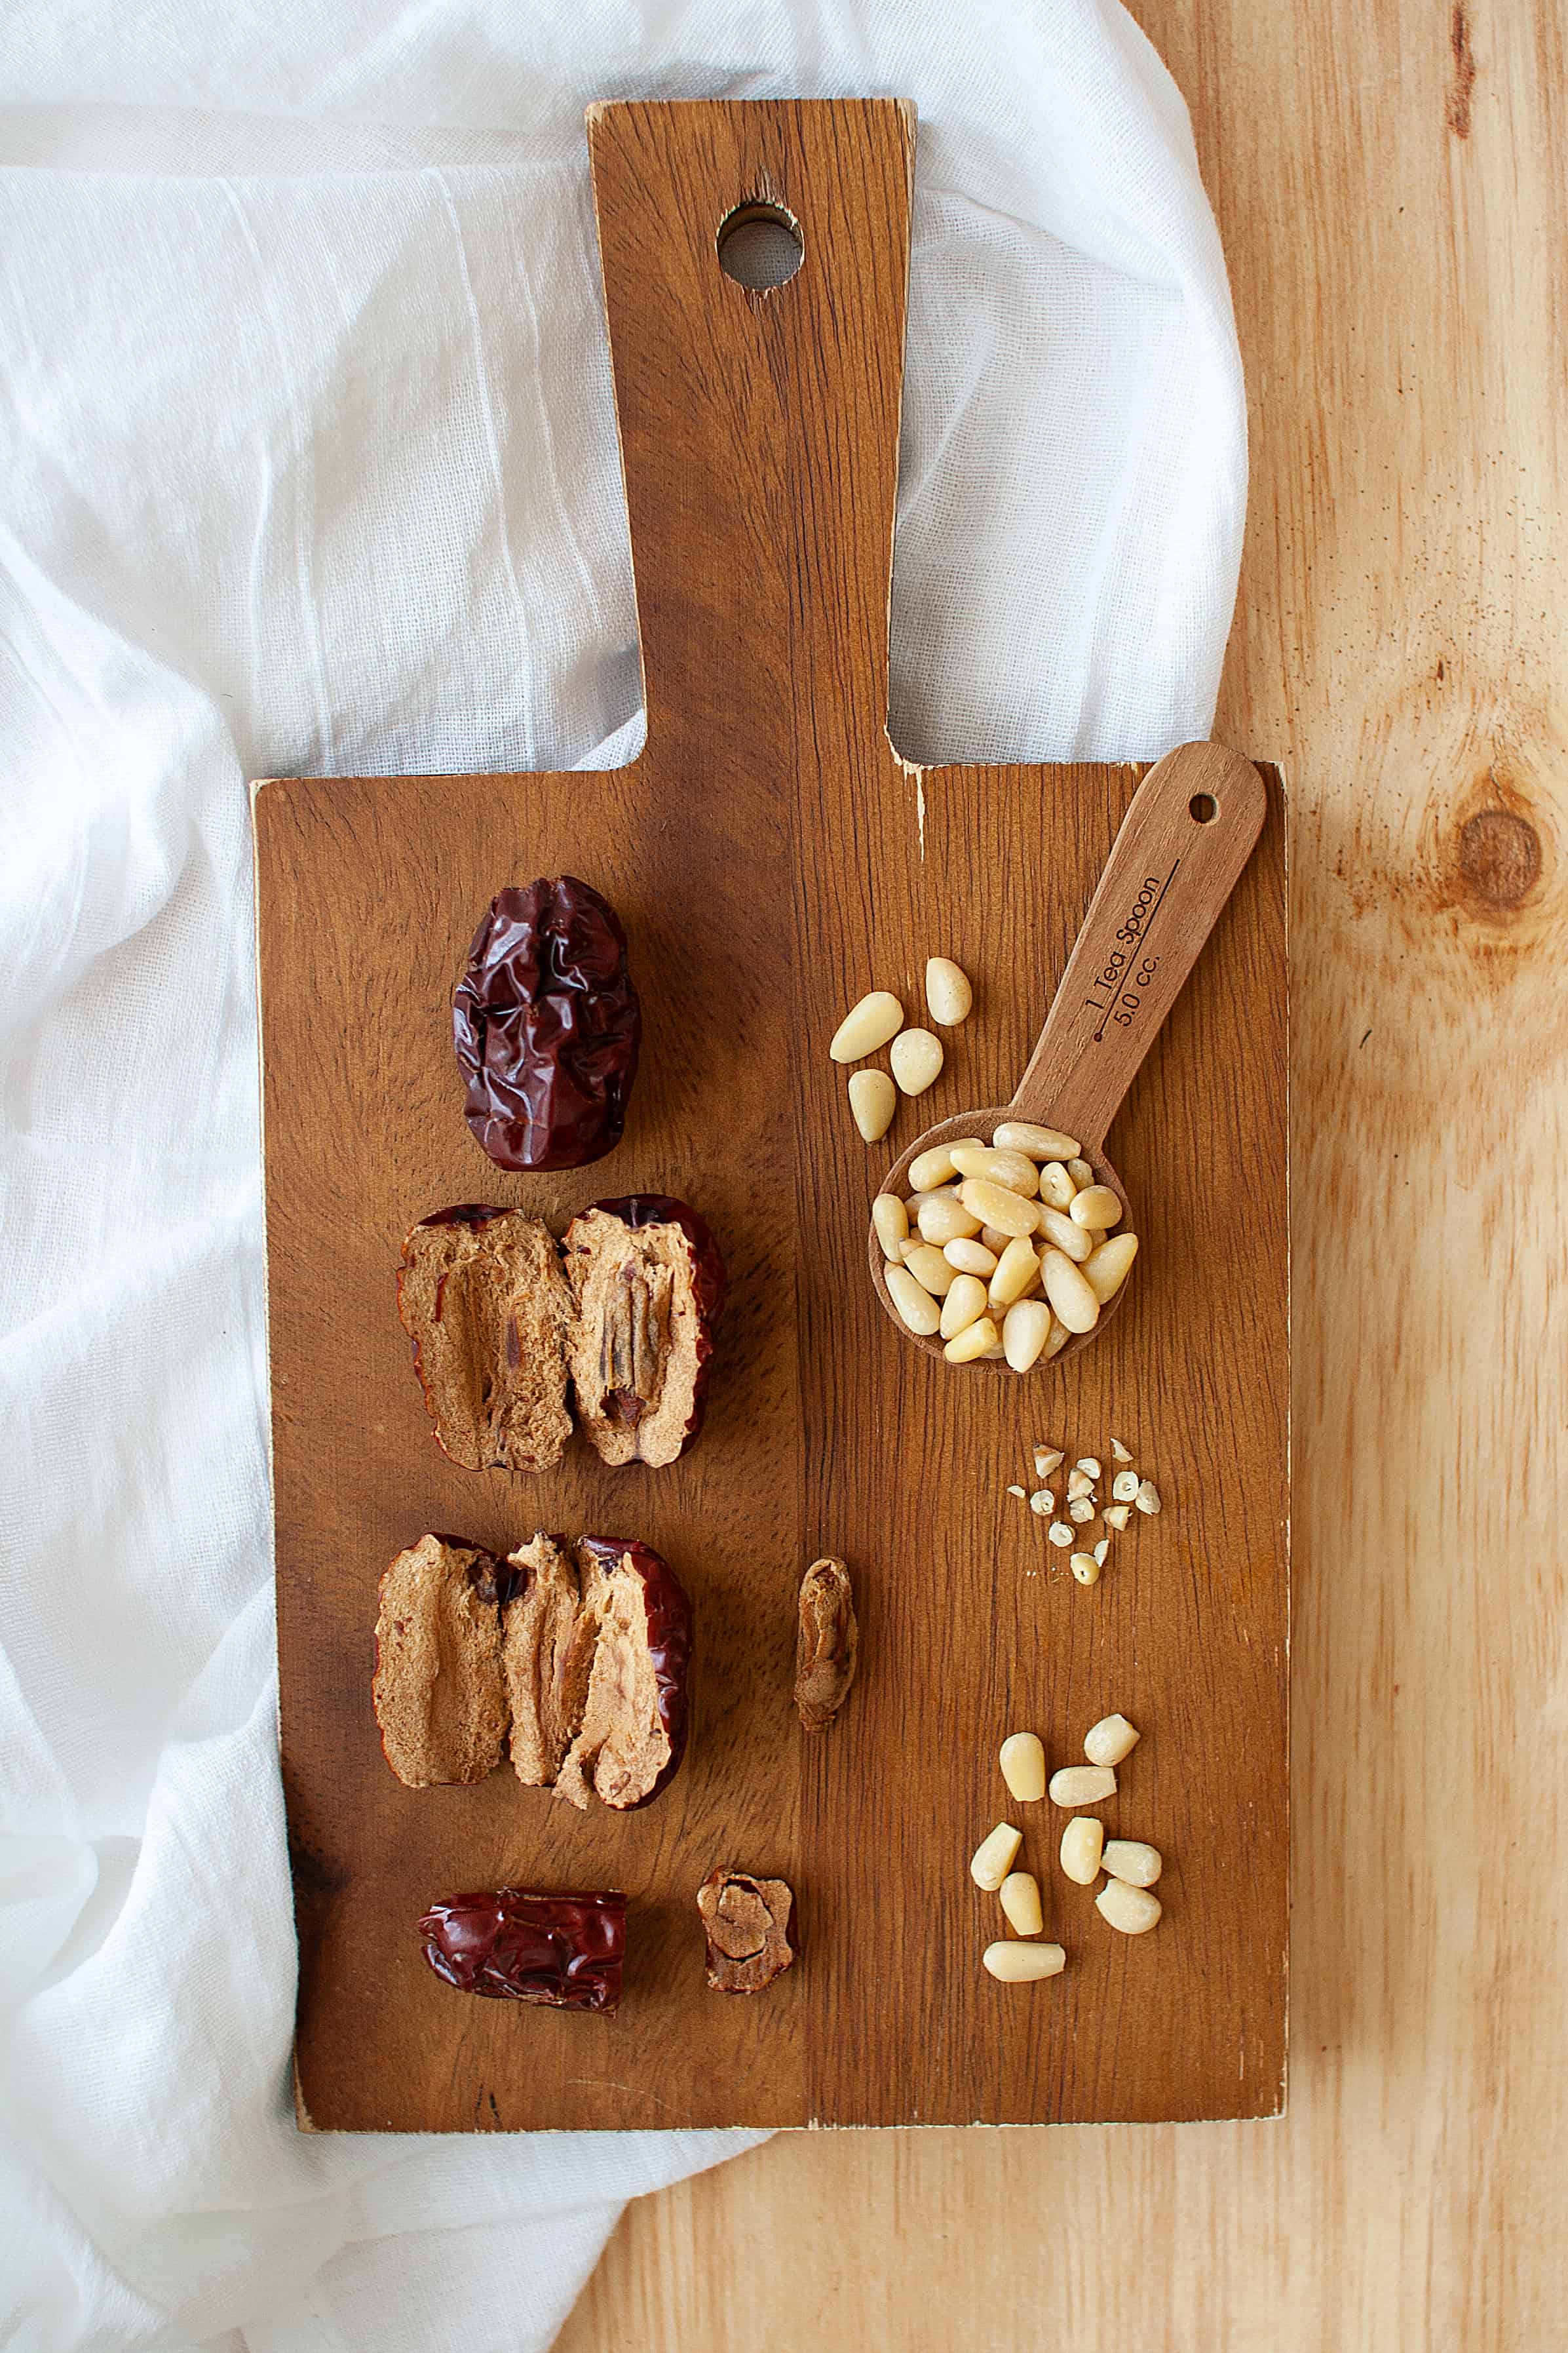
1006, 1484, 1026, 1498
1048, 1521, 1074, 1547
1075, 1457, 1101, 1479
1029, 1492, 1054, 1517
1104, 1504, 1132, 1530
1093, 1538, 1109, 1565
1135, 1480, 1162, 1515
1033, 1446, 1065, 1479
1111, 1439, 1133, 1464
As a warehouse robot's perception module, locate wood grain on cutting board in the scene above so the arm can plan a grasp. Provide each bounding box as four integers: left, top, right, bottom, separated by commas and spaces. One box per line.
254, 102, 1286, 2131
558, 3, 1568, 2346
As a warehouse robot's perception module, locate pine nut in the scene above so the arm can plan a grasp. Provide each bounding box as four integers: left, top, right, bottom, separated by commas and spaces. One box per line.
1041, 1249, 1100, 1333
983, 1939, 1065, 1981
1075, 1457, 1102, 1479
1104, 1504, 1132, 1530
871, 1193, 909, 1260
1007, 1483, 1026, 1498
944, 1236, 998, 1276
1136, 1481, 1162, 1515
831, 990, 903, 1062
1048, 1520, 1074, 1546
1067, 1498, 1096, 1524
1042, 1319, 1071, 1359
1067, 1158, 1095, 1189
1111, 1470, 1141, 1504
1033, 1447, 1065, 1478
1070, 1551, 1101, 1585
1111, 1438, 1133, 1463
1060, 1816, 1105, 1884
848, 1068, 896, 1142
1083, 1713, 1140, 1766
1003, 1300, 1052, 1372
1070, 1184, 1122, 1230
1102, 1839, 1162, 1887
970, 1821, 1023, 1890
940, 1273, 990, 1340
909, 1142, 972, 1191
950, 1144, 1040, 1196
944, 1316, 1000, 1363
925, 956, 973, 1026
885, 1264, 942, 1335
1092, 1538, 1109, 1565
993, 1121, 1081, 1160
1067, 1468, 1094, 1500
1095, 1879, 1162, 1935
890, 1028, 944, 1095
999, 1871, 1044, 1936
1029, 1490, 1054, 1517
904, 1243, 958, 1296
988, 1234, 1042, 1309
1084, 1232, 1139, 1303
917, 1194, 983, 1246
1038, 1161, 1079, 1211
980, 1224, 1012, 1254
958, 1178, 1039, 1238
1048, 1764, 1117, 1808
998, 1731, 1046, 1802
1037, 1203, 1093, 1263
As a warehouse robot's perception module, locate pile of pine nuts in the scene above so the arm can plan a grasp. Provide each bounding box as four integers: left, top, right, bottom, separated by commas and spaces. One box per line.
873, 1124, 1138, 1366
832, 960, 973, 1146
1012, 1436, 1164, 1585
970, 1711, 1167, 1981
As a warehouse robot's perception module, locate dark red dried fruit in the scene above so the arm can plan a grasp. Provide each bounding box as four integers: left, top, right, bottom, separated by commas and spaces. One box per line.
566, 1197, 727, 1468
453, 877, 641, 1171
419, 1887, 625, 2012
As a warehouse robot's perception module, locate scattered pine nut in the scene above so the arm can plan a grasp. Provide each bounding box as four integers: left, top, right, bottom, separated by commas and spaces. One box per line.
1111, 1439, 1133, 1464
885, 1264, 941, 1336
1095, 1879, 1162, 1935
983, 1939, 1065, 1982
830, 990, 902, 1062
848, 1068, 896, 1142
1102, 1839, 1162, 1888
1006, 1483, 1026, 1499
970, 1821, 1023, 1890
1075, 1457, 1102, 1479
1066, 1468, 1093, 1500
1104, 1504, 1132, 1530
1070, 1552, 1101, 1585
871, 1193, 909, 1260
1067, 1498, 1096, 1525
1031, 1488, 1055, 1515
1060, 1816, 1105, 1884
1048, 1765, 1117, 1808
890, 1027, 944, 1096
1135, 1481, 1162, 1515
1048, 1522, 1074, 1547
998, 1732, 1046, 1803
993, 1121, 1080, 1159
1111, 1471, 1141, 1504
910, 1141, 975, 1191
1092, 1538, 1109, 1566
1083, 1232, 1139, 1304
925, 956, 973, 1027
998, 1871, 1044, 1936
1033, 1446, 1064, 1479
1083, 1713, 1140, 1766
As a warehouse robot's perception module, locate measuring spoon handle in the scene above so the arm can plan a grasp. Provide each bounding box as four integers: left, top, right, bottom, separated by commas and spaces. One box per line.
1010, 743, 1267, 1149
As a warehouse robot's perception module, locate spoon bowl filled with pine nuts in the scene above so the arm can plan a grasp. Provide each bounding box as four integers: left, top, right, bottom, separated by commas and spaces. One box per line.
868, 742, 1267, 1371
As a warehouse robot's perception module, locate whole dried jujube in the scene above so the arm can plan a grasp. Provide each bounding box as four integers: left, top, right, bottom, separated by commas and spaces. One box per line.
419, 1887, 626, 2012
453, 876, 641, 1171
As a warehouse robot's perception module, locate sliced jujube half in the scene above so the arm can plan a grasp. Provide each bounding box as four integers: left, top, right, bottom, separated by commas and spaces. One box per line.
373, 1534, 512, 1787
552, 1537, 693, 1812
396, 1206, 573, 1473
565, 1197, 727, 1468
502, 1532, 600, 1791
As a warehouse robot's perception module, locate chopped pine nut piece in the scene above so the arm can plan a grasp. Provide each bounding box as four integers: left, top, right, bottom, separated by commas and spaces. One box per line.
1104, 1504, 1132, 1530
1048, 1522, 1074, 1547
1135, 1481, 1161, 1515
1111, 1439, 1133, 1464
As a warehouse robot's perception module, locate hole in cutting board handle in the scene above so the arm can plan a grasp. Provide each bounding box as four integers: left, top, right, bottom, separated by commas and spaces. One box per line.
716, 202, 803, 291
1189, 792, 1219, 824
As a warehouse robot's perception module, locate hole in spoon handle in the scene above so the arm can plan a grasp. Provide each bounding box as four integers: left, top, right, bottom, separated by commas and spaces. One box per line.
1010, 743, 1267, 1144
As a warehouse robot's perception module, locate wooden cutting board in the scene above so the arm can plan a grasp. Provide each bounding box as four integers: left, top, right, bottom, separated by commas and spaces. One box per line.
253, 96, 1288, 2132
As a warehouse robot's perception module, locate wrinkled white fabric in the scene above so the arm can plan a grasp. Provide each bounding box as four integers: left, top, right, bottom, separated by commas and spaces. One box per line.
0, 3, 1244, 2348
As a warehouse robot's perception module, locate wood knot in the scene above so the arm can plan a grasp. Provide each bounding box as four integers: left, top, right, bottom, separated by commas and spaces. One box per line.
1458, 809, 1539, 908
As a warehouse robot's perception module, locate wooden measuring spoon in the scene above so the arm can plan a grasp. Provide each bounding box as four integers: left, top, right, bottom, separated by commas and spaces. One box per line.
868, 741, 1268, 1369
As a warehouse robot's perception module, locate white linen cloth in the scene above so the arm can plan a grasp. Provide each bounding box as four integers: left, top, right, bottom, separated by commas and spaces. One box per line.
0, 2, 1244, 2346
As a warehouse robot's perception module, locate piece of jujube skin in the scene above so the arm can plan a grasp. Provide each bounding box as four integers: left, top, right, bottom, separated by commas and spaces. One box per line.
697, 1871, 798, 1994
419, 1887, 626, 2012
794, 1556, 858, 1733
566, 1197, 727, 1468
453, 876, 641, 1171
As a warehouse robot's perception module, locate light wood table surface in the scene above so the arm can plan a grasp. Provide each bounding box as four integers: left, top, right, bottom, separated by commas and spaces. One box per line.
558, 1, 1565, 2342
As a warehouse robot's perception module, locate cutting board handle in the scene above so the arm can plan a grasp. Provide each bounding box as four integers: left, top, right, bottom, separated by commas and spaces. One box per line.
1010, 743, 1267, 1148
588, 100, 916, 758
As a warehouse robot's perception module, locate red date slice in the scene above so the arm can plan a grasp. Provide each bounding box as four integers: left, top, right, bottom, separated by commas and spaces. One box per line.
373, 1534, 511, 1787
453, 877, 641, 1171
419, 1887, 626, 2012
566, 1197, 727, 1468
396, 1207, 573, 1473
516, 1535, 693, 1811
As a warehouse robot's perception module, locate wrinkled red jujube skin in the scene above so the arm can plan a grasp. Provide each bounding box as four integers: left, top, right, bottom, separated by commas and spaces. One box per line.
453, 878, 641, 1171
419, 1887, 626, 2011
579, 1536, 694, 1810
584, 1196, 727, 1458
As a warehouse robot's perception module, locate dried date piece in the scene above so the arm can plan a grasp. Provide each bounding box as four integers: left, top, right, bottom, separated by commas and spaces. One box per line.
502, 1533, 600, 1791
794, 1555, 859, 1732
566, 1197, 727, 1468
453, 877, 641, 1171
373, 1534, 511, 1787
511, 1536, 693, 1812
396, 1207, 573, 1473
419, 1886, 626, 2012
697, 1871, 798, 1994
